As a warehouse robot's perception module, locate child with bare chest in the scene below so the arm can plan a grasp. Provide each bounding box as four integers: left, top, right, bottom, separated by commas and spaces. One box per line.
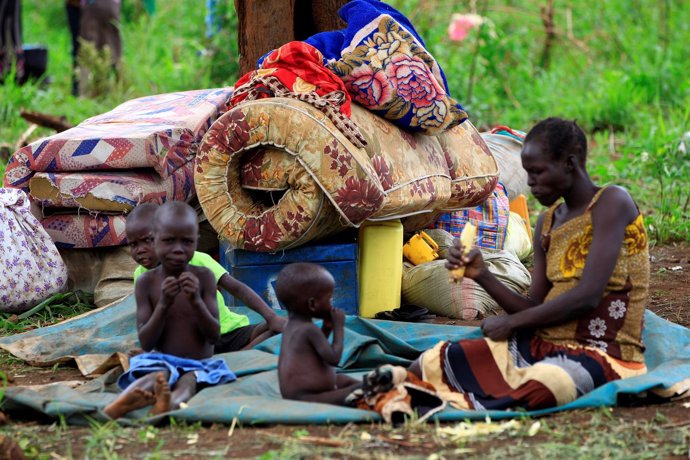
276, 263, 361, 405
104, 202, 235, 419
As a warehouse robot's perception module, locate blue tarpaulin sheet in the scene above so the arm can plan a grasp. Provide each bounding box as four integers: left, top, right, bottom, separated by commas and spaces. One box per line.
1, 295, 689, 425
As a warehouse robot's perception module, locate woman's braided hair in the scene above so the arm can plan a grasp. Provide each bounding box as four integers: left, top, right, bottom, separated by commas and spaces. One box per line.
524, 117, 587, 163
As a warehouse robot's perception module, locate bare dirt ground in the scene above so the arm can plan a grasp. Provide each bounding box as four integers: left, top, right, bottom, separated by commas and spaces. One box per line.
1, 243, 690, 459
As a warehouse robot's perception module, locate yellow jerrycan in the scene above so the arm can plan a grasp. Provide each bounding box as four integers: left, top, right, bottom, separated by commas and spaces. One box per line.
402, 231, 439, 266
358, 220, 403, 318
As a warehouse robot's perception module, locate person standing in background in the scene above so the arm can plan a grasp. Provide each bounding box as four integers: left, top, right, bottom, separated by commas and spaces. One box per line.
65, 0, 122, 96
65, 0, 80, 95
0, 0, 24, 82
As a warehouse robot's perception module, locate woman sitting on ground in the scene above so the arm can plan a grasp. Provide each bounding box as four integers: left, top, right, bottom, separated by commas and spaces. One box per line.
409, 117, 649, 411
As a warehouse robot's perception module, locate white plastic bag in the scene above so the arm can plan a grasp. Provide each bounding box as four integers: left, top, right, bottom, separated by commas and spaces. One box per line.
0, 188, 68, 313
504, 211, 533, 262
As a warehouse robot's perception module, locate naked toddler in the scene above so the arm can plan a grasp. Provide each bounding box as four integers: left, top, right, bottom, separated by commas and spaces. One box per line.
276, 263, 361, 405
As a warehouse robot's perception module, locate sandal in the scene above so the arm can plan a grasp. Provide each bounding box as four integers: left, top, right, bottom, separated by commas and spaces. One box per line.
374, 304, 435, 322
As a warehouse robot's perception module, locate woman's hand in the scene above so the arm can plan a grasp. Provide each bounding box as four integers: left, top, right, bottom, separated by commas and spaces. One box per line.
445, 240, 487, 280
480, 315, 515, 341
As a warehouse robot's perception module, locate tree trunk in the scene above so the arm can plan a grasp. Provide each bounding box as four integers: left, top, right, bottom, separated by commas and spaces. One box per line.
234, 0, 295, 75
235, 0, 349, 75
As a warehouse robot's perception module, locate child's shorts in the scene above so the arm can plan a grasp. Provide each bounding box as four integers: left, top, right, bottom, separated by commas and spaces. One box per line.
117, 352, 236, 390
214, 324, 258, 353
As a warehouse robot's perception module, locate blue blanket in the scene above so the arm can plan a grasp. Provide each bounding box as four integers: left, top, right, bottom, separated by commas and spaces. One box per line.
1, 295, 689, 425
118, 352, 236, 389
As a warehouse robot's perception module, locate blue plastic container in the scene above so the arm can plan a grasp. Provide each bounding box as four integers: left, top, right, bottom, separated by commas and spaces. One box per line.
219, 241, 359, 315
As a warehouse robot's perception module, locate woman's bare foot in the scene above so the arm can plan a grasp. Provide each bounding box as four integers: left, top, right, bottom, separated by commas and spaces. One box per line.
103, 388, 155, 419
149, 372, 171, 415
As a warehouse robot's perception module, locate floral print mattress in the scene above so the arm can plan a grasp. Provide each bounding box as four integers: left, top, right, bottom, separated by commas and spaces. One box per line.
195, 97, 498, 252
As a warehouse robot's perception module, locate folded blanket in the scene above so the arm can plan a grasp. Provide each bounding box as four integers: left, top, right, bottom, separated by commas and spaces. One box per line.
305, 0, 467, 134
232, 41, 352, 116
230, 42, 365, 148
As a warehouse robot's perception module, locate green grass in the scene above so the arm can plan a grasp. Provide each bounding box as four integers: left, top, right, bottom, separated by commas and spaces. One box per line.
0, 291, 94, 337
1, 0, 688, 241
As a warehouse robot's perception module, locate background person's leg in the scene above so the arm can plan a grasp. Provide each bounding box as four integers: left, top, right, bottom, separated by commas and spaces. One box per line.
78, 0, 121, 95
0, 0, 24, 81
65, 1, 81, 95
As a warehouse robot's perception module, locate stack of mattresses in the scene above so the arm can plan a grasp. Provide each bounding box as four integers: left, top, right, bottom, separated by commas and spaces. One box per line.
3, 88, 233, 248
195, 97, 499, 252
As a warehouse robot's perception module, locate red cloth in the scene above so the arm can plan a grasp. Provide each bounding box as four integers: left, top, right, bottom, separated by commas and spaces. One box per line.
229, 41, 353, 116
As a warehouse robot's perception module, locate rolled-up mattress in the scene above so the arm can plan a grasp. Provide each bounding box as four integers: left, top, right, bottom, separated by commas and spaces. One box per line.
3, 88, 233, 191
195, 97, 497, 252
29, 161, 195, 213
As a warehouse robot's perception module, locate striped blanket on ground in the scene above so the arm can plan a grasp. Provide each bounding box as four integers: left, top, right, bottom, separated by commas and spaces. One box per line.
420, 331, 647, 411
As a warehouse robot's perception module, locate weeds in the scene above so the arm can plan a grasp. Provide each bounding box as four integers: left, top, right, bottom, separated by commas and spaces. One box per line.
0, 291, 94, 337
76, 40, 119, 99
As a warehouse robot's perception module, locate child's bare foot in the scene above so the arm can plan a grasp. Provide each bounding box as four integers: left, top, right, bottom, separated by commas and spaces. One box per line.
103, 388, 155, 419
149, 373, 171, 415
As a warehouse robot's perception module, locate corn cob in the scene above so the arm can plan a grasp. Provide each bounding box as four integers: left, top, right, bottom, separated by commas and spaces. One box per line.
449, 222, 477, 283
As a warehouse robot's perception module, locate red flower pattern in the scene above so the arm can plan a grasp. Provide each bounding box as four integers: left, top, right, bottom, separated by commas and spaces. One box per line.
334, 176, 384, 223
372, 155, 394, 190
347, 66, 394, 108
224, 110, 252, 153
325, 139, 352, 177
282, 205, 311, 238
385, 54, 445, 108
243, 213, 284, 252
240, 151, 266, 188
